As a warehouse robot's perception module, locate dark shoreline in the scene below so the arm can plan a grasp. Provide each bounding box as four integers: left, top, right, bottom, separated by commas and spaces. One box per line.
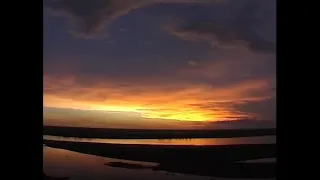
44, 126, 276, 139
105, 161, 275, 178
44, 140, 276, 178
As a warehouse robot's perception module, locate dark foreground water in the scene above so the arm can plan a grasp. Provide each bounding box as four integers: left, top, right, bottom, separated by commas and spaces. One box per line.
44, 135, 276, 179
44, 146, 275, 180
43, 135, 276, 146
44, 146, 210, 180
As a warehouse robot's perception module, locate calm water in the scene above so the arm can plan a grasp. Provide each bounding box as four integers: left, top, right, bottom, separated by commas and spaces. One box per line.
44, 136, 276, 179
44, 146, 275, 180
43, 135, 276, 146
44, 146, 210, 180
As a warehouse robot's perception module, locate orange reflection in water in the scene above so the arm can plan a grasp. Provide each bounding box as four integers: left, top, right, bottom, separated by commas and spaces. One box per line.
44, 135, 276, 146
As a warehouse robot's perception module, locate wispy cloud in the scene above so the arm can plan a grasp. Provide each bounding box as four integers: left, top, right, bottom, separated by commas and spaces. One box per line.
167, 0, 276, 53
43, 40, 275, 122
44, 0, 222, 38
44, 68, 273, 122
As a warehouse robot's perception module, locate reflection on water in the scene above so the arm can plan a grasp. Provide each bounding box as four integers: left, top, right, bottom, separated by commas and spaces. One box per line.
44, 146, 276, 180
43, 146, 210, 180
43, 135, 276, 146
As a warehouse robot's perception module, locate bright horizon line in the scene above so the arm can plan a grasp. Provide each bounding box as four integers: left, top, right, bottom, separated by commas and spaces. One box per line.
43, 105, 253, 122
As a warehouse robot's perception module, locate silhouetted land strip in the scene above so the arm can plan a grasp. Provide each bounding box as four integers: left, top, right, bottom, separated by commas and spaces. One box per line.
44, 140, 276, 178
106, 162, 152, 169
44, 126, 276, 139
106, 161, 275, 178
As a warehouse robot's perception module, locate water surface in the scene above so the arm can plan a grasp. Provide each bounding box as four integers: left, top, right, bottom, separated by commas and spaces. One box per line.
44, 146, 276, 180
44, 135, 276, 146
44, 146, 209, 180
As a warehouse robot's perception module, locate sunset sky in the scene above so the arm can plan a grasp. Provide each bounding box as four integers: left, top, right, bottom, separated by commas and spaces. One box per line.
43, 0, 276, 129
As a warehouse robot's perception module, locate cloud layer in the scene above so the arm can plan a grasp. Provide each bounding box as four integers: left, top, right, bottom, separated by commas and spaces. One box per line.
168, 0, 276, 53
44, 47, 275, 122
43, 0, 276, 128
44, 0, 223, 38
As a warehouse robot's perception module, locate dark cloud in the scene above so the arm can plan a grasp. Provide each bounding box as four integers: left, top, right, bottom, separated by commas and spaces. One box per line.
187, 97, 274, 121
44, 0, 222, 38
233, 98, 276, 121
44, 0, 275, 50
44, 0, 150, 38
204, 119, 276, 129
168, 0, 276, 53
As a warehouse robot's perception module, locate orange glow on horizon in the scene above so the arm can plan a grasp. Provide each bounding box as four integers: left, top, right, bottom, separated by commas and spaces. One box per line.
44, 94, 221, 122
44, 74, 270, 123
